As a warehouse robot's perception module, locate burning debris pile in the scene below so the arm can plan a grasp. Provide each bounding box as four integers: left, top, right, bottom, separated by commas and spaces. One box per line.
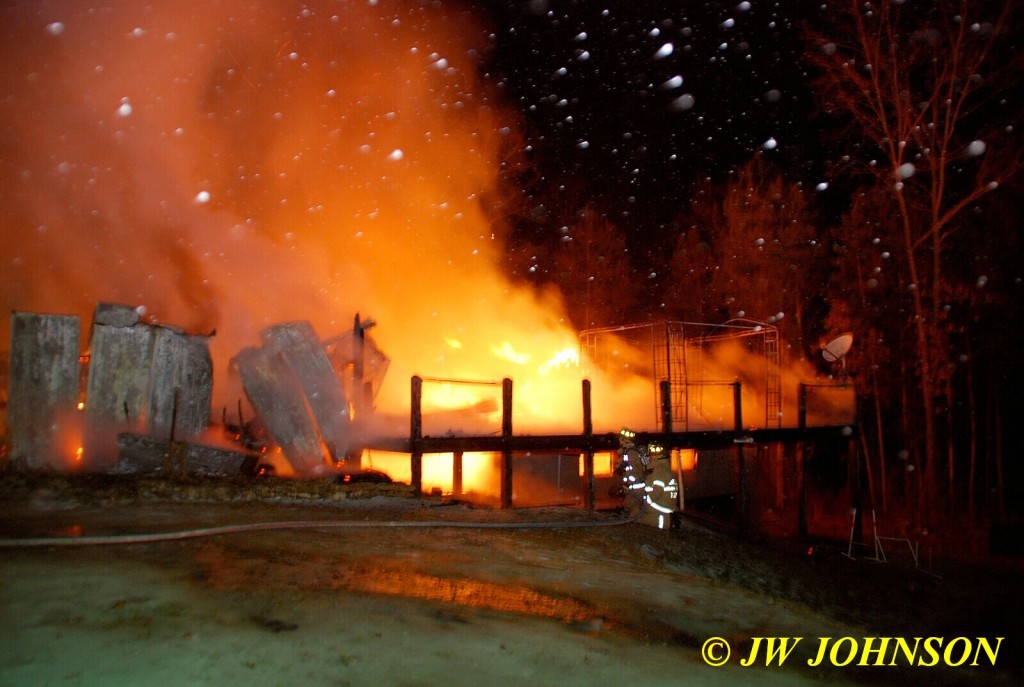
4, 300, 862, 534
3, 303, 388, 480
231, 317, 388, 477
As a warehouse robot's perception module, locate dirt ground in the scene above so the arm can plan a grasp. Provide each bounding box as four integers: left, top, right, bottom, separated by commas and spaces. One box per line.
0, 473, 1020, 687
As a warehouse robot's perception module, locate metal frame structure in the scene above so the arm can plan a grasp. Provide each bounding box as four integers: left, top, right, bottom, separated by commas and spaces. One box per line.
580, 320, 782, 432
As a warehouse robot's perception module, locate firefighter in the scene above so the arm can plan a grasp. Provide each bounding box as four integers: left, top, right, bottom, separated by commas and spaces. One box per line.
616, 428, 648, 517
641, 443, 679, 530
616, 429, 679, 530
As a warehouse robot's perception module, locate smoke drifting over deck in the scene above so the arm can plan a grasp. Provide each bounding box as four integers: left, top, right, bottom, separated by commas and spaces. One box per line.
0, 0, 617, 429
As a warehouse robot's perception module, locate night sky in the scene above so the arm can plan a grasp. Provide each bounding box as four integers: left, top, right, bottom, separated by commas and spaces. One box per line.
479, 0, 824, 240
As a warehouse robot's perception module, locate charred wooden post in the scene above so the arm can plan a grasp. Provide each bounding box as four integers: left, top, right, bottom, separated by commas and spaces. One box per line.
797, 383, 809, 538
7, 312, 81, 469
733, 381, 743, 430
452, 451, 463, 497
353, 314, 370, 416
353, 315, 365, 390
581, 379, 595, 511
500, 378, 513, 509
733, 381, 747, 532
659, 380, 673, 433
850, 426, 863, 547
410, 375, 423, 496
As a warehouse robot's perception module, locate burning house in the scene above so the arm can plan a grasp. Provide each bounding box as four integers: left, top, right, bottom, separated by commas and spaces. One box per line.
3, 299, 859, 536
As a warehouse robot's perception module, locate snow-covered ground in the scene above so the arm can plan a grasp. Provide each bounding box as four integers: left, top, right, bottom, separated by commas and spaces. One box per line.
0, 482, 1019, 687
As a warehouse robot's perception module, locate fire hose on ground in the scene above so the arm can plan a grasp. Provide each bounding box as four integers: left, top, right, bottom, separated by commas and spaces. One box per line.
0, 429, 679, 548
0, 514, 645, 548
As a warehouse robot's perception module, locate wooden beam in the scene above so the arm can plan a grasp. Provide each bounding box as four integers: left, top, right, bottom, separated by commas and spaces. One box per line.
368, 425, 857, 456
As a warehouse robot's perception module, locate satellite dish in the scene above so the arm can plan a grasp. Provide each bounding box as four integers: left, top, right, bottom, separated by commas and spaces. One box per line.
822, 333, 854, 379
822, 333, 854, 363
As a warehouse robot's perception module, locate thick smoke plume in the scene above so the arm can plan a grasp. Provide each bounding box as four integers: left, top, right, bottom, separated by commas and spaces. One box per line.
1, 0, 634, 430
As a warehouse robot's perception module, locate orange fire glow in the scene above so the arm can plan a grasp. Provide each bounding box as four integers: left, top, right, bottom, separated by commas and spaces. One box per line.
0, 2, 849, 486
55, 407, 85, 472
0, 0, 654, 460
364, 450, 499, 500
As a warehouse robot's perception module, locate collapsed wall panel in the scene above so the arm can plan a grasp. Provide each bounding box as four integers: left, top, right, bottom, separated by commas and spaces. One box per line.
7, 312, 81, 469
83, 303, 214, 466
234, 345, 329, 475
148, 327, 213, 440
84, 304, 155, 463
85, 304, 151, 423
232, 321, 353, 476
262, 322, 351, 461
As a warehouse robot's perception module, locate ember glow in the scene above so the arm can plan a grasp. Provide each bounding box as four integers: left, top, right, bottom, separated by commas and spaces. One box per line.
366, 450, 499, 500
0, 0, 653, 439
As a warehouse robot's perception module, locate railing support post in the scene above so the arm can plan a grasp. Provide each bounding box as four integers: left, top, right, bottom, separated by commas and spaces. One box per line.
660, 380, 673, 434
452, 451, 463, 497
733, 381, 747, 533
411, 376, 423, 497
500, 378, 513, 509
797, 383, 808, 538
582, 379, 595, 511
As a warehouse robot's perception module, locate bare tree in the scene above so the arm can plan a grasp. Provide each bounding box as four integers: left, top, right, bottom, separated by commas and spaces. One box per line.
806, 0, 1023, 515
665, 177, 723, 321
670, 157, 823, 359
717, 156, 821, 355
549, 203, 642, 329
826, 190, 909, 512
